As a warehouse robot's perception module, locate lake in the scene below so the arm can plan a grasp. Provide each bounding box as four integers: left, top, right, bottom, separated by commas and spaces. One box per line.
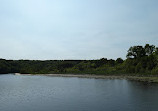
0, 74, 158, 111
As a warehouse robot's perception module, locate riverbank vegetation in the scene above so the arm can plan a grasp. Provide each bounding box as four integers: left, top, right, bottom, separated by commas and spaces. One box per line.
0, 44, 158, 75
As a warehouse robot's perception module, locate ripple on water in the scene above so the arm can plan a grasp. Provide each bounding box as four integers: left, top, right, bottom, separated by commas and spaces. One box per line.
0, 74, 158, 111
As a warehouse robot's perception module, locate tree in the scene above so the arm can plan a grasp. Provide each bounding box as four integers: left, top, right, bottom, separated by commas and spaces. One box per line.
126, 44, 157, 59
144, 44, 155, 56
108, 59, 115, 66
154, 47, 158, 55
116, 58, 124, 64
126, 46, 146, 58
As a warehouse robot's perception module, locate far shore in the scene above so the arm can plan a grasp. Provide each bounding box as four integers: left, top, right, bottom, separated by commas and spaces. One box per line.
19, 73, 158, 83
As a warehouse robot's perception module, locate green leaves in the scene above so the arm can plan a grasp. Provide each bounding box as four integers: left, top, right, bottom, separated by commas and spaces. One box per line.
0, 44, 157, 75
127, 44, 157, 59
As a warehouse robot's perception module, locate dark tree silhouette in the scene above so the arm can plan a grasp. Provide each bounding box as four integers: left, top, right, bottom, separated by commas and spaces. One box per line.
127, 46, 146, 58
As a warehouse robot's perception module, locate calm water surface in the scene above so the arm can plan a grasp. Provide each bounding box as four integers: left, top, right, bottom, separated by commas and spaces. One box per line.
0, 74, 158, 111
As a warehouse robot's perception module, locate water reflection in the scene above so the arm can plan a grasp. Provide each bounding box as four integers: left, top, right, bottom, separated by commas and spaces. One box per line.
0, 74, 158, 111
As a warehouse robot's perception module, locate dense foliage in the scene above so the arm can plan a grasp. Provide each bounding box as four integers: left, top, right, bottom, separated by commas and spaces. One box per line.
0, 44, 158, 75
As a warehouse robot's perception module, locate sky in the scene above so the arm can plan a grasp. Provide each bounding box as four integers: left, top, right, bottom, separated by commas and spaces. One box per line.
0, 0, 158, 60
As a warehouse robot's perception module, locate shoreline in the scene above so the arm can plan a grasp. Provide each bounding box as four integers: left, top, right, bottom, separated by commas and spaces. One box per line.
20, 74, 158, 83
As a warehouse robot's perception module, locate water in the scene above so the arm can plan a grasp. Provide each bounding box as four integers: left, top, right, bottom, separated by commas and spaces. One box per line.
0, 74, 158, 111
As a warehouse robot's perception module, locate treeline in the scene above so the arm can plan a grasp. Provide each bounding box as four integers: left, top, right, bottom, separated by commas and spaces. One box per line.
0, 44, 158, 75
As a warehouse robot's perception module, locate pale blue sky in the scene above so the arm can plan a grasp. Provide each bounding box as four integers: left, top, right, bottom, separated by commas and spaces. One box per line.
0, 0, 158, 60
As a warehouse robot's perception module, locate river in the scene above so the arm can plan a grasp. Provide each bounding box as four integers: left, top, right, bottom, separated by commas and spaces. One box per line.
0, 74, 158, 111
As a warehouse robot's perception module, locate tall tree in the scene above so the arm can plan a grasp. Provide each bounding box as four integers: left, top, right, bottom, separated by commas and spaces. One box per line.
144, 44, 155, 56
126, 46, 146, 58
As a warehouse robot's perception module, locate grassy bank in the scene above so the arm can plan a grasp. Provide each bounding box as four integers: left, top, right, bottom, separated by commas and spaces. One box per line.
126, 76, 158, 83
21, 73, 158, 83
